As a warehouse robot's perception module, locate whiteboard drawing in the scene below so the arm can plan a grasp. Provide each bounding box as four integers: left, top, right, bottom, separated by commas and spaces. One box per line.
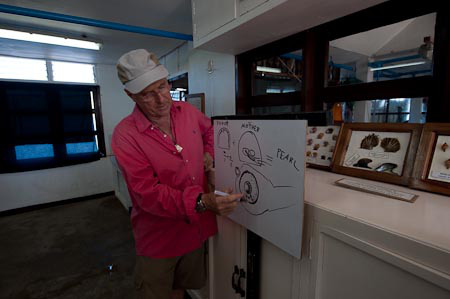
238, 131, 263, 166
235, 164, 295, 216
218, 127, 231, 150
214, 119, 307, 259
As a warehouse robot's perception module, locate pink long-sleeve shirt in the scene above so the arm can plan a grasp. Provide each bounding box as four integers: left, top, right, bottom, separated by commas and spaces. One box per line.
111, 101, 217, 258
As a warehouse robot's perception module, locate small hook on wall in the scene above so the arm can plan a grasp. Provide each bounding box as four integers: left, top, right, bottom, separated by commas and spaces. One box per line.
207, 59, 214, 74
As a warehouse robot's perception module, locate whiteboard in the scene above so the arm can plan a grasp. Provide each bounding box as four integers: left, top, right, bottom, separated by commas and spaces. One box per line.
214, 118, 306, 258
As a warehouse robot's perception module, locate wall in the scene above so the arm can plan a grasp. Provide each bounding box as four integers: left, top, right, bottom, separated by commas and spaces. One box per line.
160, 42, 236, 117
188, 49, 236, 116
0, 64, 134, 212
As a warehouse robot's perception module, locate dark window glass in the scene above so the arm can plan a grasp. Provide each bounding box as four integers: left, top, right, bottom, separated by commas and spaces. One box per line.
0, 81, 104, 173
253, 50, 303, 96
327, 13, 436, 86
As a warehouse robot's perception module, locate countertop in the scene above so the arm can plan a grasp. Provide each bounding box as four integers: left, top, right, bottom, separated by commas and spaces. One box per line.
304, 168, 450, 253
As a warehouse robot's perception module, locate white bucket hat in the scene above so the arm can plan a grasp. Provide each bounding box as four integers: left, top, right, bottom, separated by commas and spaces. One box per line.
116, 49, 169, 94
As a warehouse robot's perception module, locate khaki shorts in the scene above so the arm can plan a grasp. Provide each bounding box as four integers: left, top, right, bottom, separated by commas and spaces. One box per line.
134, 245, 206, 299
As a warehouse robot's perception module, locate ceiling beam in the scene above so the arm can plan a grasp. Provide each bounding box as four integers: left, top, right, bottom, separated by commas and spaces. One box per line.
0, 4, 193, 41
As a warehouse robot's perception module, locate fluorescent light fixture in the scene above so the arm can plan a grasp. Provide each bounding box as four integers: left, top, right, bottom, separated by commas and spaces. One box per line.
369, 61, 426, 71
0, 28, 101, 50
176, 88, 187, 91
256, 66, 282, 73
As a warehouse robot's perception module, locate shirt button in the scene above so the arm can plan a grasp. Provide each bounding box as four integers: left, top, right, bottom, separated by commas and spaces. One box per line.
173, 152, 176, 154
192, 177, 196, 180
185, 160, 189, 163
163, 134, 167, 138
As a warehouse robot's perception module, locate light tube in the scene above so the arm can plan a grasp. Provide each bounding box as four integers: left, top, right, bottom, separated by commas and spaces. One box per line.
0, 28, 101, 50
369, 61, 426, 71
256, 66, 282, 73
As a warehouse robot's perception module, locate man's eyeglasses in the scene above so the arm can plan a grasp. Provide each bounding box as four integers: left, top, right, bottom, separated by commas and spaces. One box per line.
138, 82, 170, 102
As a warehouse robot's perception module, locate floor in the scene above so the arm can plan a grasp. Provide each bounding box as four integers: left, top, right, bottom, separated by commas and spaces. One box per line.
0, 196, 136, 299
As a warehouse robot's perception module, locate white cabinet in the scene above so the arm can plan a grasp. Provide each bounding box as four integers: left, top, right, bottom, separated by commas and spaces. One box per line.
238, 0, 269, 16
208, 169, 450, 299
192, 0, 237, 40
209, 216, 247, 299
308, 207, 450, 299
111, 157, 132, 211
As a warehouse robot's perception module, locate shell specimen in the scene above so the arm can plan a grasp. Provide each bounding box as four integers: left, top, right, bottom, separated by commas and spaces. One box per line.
381, 138, 401, 153
306, 151, 312, 157
314, 144, 320, 150
307, 139, 313, 145
323, 141, 329, 147
332, 135, 338, 141
360, 134, 379, 150
310, 127, 317, 134
353, 158, 372, 169
317, 133, 324, 139
446, 159, 450, 170
442, 142, 448, 152
326, 128, 334, 134
312, 152, 318, 158
375, 163, 398, 173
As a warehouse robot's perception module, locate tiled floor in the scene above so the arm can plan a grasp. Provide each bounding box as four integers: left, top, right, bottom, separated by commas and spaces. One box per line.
0, 196, 135, 299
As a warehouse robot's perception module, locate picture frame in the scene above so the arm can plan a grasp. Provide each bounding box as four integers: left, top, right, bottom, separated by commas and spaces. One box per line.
185, 93, 205, 113
331, 123, 423, 186
306, 125, 342, 170
409, 123, 450, 196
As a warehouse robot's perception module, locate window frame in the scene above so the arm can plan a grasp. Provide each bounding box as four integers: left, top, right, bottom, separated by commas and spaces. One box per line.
236, 1, 449, 122
0, 81, 106, 173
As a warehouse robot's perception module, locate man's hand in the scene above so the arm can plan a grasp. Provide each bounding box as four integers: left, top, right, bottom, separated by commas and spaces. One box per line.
201, 189, 242, 216
203, 152, 213, 172
204, 152, 215, 192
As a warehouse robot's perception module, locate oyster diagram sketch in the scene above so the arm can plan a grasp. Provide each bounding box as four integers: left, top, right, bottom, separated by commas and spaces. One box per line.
217, 127, 298, 216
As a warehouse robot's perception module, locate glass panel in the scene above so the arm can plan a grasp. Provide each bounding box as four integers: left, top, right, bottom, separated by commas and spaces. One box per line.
388, 98, 410, 113
15, 115, 51, 137
15, 144, 54, 160
327, 13, 436, 86
251, 105, 301, 115
370, 114, 386, 123
371, 100, 387, 113
0, 56, 48, 81
52, 61, 95, 83
252, 50, 303, 96
387, 114, 410, 123
326, 97, 427, 123
66, 141, 98, 154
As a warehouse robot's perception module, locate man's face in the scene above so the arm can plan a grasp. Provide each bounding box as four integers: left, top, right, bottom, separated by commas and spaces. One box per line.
127, 79, 172, 119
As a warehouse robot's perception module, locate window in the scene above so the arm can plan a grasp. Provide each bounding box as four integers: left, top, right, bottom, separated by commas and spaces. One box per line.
325, 98, 427, 123
169, 73, 188, 101
0, 55, 96, 84
253, 50, 303, 96
327, 13, 436, 87
51, 61, 96, 83
0, 56, 48, 81
0, 81, 105, 173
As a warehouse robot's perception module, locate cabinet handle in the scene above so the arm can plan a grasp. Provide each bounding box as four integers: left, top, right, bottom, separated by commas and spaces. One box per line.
237, 268, 246, 297
232, 265, 239, 292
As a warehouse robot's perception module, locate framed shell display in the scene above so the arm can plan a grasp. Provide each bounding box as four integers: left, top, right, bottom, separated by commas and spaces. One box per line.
306, 125, 341, 169
410, 123, 450, 196
332, 123, 423, 186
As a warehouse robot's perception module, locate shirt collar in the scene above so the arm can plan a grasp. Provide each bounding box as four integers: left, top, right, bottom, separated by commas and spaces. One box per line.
132, 102, 182, 133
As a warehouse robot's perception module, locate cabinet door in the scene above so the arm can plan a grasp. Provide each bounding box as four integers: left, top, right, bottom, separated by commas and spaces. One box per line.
309, 224, 450, 299
238, 0, 269, 16
209, 216, 247, 299
192, 0, 236, 40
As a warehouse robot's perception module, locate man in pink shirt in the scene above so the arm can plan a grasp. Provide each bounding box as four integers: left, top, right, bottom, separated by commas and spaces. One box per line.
112, 49, 242, 299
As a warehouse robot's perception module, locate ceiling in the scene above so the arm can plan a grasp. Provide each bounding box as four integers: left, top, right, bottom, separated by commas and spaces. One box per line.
330, 13, 436, 64
0, 0, 193, 64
